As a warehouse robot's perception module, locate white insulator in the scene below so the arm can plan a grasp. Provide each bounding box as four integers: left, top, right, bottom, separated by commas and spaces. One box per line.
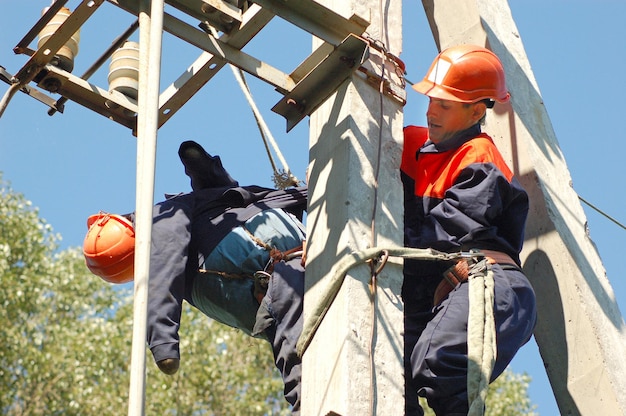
108, 41, 140, 100
37, 7, 80, 73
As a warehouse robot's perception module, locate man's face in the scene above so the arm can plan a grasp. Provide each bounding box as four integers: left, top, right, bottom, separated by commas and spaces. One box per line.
425, 98, 485, 144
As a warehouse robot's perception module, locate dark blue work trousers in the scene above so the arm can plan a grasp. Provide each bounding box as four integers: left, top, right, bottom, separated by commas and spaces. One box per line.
403, 264, 536, 416
254, 257, 304, 414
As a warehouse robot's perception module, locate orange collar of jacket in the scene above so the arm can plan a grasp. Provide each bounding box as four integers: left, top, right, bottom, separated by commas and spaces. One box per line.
402, 125, 514, 199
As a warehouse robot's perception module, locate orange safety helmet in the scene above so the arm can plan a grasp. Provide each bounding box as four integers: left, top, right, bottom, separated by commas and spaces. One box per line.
412, 44, 510, 104
83, 213, 135, 284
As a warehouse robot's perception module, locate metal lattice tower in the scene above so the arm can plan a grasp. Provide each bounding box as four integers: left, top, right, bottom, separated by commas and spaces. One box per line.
2, 0, 382, 133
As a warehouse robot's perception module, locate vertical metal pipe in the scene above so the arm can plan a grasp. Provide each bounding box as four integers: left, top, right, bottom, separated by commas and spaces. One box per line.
127, 0, 164, 415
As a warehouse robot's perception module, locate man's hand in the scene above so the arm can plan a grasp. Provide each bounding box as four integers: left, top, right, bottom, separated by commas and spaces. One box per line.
157, 358, 180, 375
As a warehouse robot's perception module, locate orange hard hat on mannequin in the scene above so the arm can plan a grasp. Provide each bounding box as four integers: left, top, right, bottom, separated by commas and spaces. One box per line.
83, 213, 135, 284
413, 44, 510, 104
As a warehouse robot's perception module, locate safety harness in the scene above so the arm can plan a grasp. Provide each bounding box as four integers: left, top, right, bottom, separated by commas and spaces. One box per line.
435, 249, 518, 305
295, 246, 508, 416
247, 233, 304, 304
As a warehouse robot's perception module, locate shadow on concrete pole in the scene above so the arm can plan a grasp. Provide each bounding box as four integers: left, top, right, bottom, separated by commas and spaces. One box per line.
421, 0, 626, 414
302, 1, 405, 415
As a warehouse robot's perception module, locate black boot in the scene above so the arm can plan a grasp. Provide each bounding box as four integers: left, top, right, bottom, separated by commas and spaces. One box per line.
178, 140, 239, 191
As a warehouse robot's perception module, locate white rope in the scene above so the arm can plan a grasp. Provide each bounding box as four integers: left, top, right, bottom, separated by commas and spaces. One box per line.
467, 261, 497, 416
297, 247, 470, 356
205, 26, 298, 189
228, 64, 299, 189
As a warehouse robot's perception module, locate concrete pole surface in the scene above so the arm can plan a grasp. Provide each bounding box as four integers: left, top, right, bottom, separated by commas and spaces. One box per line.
302, 0, 405, 415
421, 1, 626, 415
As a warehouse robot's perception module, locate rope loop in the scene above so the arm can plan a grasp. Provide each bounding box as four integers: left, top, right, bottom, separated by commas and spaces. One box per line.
296, 245, 496, 415
368, 249, 389, 277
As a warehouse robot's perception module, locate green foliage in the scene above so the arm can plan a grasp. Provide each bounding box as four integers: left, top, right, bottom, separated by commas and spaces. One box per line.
419, 369, 537, 416
0, 176, 287, 415
143, 307, 288, 416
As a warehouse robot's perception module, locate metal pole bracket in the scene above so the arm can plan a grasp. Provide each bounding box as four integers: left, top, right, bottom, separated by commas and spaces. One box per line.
271, 34, 369, 132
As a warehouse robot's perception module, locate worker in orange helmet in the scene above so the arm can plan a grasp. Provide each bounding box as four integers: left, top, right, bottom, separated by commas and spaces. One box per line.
401, 45, 537, 415
83, 140, 306, 414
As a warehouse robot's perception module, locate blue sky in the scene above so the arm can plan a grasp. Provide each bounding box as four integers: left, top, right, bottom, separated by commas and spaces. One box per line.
2, 1, 625, 415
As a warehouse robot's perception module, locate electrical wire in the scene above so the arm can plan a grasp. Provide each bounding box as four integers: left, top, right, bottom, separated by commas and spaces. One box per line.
579, 196, 626, 232
0, 82, 21, 119
365, 2, 392, 413
230, 65, 300, 189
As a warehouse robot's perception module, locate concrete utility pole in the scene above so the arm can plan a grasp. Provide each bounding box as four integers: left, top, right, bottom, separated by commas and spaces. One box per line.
302, 0, 405, 415
421, 1, 626, 414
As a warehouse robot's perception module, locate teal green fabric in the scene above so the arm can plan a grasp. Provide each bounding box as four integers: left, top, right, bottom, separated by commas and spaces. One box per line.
192, 271, 260, 336
191, 208, 305, 335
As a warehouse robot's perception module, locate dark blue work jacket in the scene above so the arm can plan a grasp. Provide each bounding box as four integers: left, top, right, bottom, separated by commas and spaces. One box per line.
401, 124, 528, 270
144, 185, 307, 364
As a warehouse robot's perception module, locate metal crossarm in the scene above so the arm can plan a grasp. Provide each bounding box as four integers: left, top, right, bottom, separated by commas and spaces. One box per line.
14, 0, 104, 84
163, 10, 296, 93
3, 0, 371, 132
0, 66, 60, 111
13, 0, 71, 57
156, 4, 274, 127
252, 0, 369, 45
36, 64, 139, 129
272, 33, 370, 132
166, 0, 244, 33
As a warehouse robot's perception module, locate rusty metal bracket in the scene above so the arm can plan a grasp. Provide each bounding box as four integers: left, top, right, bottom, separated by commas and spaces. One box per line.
3, 0, 372, 132
356, 36, 407, 106
0, 66, 62, 112
271, 34, 369, 132
357, 65, 407, 106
